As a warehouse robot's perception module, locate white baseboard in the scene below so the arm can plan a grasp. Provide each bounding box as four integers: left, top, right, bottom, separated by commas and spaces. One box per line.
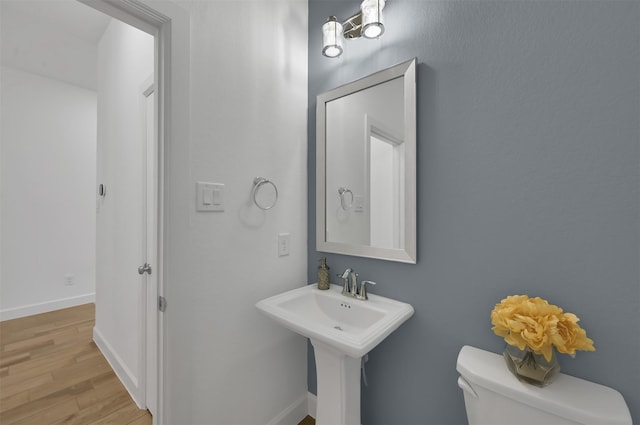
307, 392, 317, 419
0, 293, 96, 321
267, 393, 309, 425
93, 326, 143, 408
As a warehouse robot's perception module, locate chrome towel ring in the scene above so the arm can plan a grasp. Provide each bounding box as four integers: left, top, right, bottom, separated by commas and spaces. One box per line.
253, 177, 278, 210
338, 187, 354, 211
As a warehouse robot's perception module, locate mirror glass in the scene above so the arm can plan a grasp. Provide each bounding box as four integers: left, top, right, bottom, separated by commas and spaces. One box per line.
316, 59, 416, 263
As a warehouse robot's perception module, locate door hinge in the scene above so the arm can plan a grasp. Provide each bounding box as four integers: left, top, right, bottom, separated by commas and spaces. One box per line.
158, 296, 167, 312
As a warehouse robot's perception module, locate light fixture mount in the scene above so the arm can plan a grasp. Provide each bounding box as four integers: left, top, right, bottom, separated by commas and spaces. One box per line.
342, 12, 363, 39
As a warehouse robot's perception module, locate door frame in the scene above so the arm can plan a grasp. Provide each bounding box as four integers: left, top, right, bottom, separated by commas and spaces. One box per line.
78, 1, 189, 424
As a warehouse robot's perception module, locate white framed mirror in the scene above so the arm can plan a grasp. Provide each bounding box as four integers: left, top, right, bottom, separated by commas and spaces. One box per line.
316, 58, 416, 263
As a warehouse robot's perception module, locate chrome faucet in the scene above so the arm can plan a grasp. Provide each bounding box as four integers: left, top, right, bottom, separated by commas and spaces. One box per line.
338, 268, 355, 296
338, 268, 375, 300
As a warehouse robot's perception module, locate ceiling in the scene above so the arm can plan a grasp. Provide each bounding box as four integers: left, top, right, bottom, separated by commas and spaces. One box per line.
1, 0, 111, 45
0, 0, 113, 90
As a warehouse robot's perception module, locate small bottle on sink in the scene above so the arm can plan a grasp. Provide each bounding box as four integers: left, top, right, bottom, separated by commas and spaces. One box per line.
318, 257, 330, 290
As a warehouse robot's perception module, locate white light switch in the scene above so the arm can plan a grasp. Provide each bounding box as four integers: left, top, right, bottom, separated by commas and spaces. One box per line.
197, 182, 224, 212
203, 189, 214, 205
212, 188, 222, 205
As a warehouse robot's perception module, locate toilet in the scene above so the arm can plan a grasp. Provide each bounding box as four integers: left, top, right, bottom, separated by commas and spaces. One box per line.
456, 345, 632, 425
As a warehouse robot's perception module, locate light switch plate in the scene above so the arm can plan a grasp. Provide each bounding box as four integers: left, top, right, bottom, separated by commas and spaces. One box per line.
197, 181, 224, 212
278, 233, 290, 257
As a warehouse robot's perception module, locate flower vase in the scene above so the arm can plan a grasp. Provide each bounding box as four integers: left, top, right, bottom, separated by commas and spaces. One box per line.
503, 344, 560, 387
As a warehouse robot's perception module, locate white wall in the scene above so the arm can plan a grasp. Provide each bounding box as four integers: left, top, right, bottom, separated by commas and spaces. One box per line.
94, 19, 153, 404
151, 1, 310, 423
0, 66, 97, 320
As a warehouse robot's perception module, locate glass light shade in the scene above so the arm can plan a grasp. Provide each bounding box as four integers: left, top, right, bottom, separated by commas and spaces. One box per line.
361, 0, 385, 39
322, 17, 344, 58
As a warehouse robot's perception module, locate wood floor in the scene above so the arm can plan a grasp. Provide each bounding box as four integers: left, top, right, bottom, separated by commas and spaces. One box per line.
298, 415, 315, 425
0, 303, 151, 425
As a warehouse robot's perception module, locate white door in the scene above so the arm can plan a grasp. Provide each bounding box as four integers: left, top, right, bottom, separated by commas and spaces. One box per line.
142, 79, 158, 416
93, 22, 155, 414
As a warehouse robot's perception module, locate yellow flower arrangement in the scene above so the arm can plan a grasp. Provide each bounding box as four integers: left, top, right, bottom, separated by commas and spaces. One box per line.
491, 295, 595, 362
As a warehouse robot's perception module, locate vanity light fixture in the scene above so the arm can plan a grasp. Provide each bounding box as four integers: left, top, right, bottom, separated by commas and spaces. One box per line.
322, 16, 344, 58
322, 0, 386, 58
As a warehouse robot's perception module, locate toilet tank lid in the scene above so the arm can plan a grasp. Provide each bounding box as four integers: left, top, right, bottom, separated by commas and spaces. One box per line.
456, 345, 631, 425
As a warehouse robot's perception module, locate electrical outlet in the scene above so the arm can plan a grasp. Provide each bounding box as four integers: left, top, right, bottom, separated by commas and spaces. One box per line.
64, 274, 75, 286
278, 233, 290, 257
354, 195, 365, 213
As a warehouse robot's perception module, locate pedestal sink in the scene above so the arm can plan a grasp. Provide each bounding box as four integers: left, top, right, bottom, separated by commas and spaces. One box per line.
256, 284, 414, 425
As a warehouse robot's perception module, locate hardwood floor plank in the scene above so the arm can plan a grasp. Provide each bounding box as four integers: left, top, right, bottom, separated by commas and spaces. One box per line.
127, 413, 153, 425
7, 343, 94, 378
0, 304, 151, 424
1, 332, 57, 354
89, 399, 148, 425
1, 380, 92, 424
298, 415, 316, 425
28, 356, 112, 401
0, 305, 94, 341
0, 391, 30, 413
0, 352, 30, 369
23, 334, 94, 362
74, 345, 104, 363
1, 322, 57, 346
64, 392, 134, 425
8, 398, 79, 425
0, 373, 53, 400
51, 350, 111, 380
76, 373, 128, 410
2, 318, 93, 354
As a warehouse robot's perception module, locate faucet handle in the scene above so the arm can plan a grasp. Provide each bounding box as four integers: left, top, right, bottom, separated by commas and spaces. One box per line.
359, 280, 376, 300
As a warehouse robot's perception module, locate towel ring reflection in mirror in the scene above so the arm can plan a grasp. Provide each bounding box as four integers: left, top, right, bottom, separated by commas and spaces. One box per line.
338, 187, 354, 211
253, 177, 278, 210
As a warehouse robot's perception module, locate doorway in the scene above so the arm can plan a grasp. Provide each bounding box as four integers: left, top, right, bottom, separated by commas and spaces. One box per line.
82, 2, 189, 424
92, 14, 156, 420
364, 115, 405, 249
0, 0, 186, 422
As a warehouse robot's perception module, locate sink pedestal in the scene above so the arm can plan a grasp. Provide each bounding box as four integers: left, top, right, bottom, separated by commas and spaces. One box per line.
311, 339, 361, 425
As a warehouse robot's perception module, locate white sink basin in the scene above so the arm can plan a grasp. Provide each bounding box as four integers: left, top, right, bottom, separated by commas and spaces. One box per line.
257, 283, 414, 425
256, 283, 414, 358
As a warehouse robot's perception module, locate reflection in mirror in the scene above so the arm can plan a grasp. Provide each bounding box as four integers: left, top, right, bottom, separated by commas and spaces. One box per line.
317, 59, 416, 263
326, 77, 404, 247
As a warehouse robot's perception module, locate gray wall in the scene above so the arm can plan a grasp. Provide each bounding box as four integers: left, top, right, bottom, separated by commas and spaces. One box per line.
307, 1, 639, 424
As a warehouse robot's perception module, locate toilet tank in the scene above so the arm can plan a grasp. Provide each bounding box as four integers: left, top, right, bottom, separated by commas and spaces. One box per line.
456, 346, 632, 425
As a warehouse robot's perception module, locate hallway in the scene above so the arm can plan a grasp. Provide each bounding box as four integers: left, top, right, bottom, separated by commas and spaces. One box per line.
0, 304, 151, 424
